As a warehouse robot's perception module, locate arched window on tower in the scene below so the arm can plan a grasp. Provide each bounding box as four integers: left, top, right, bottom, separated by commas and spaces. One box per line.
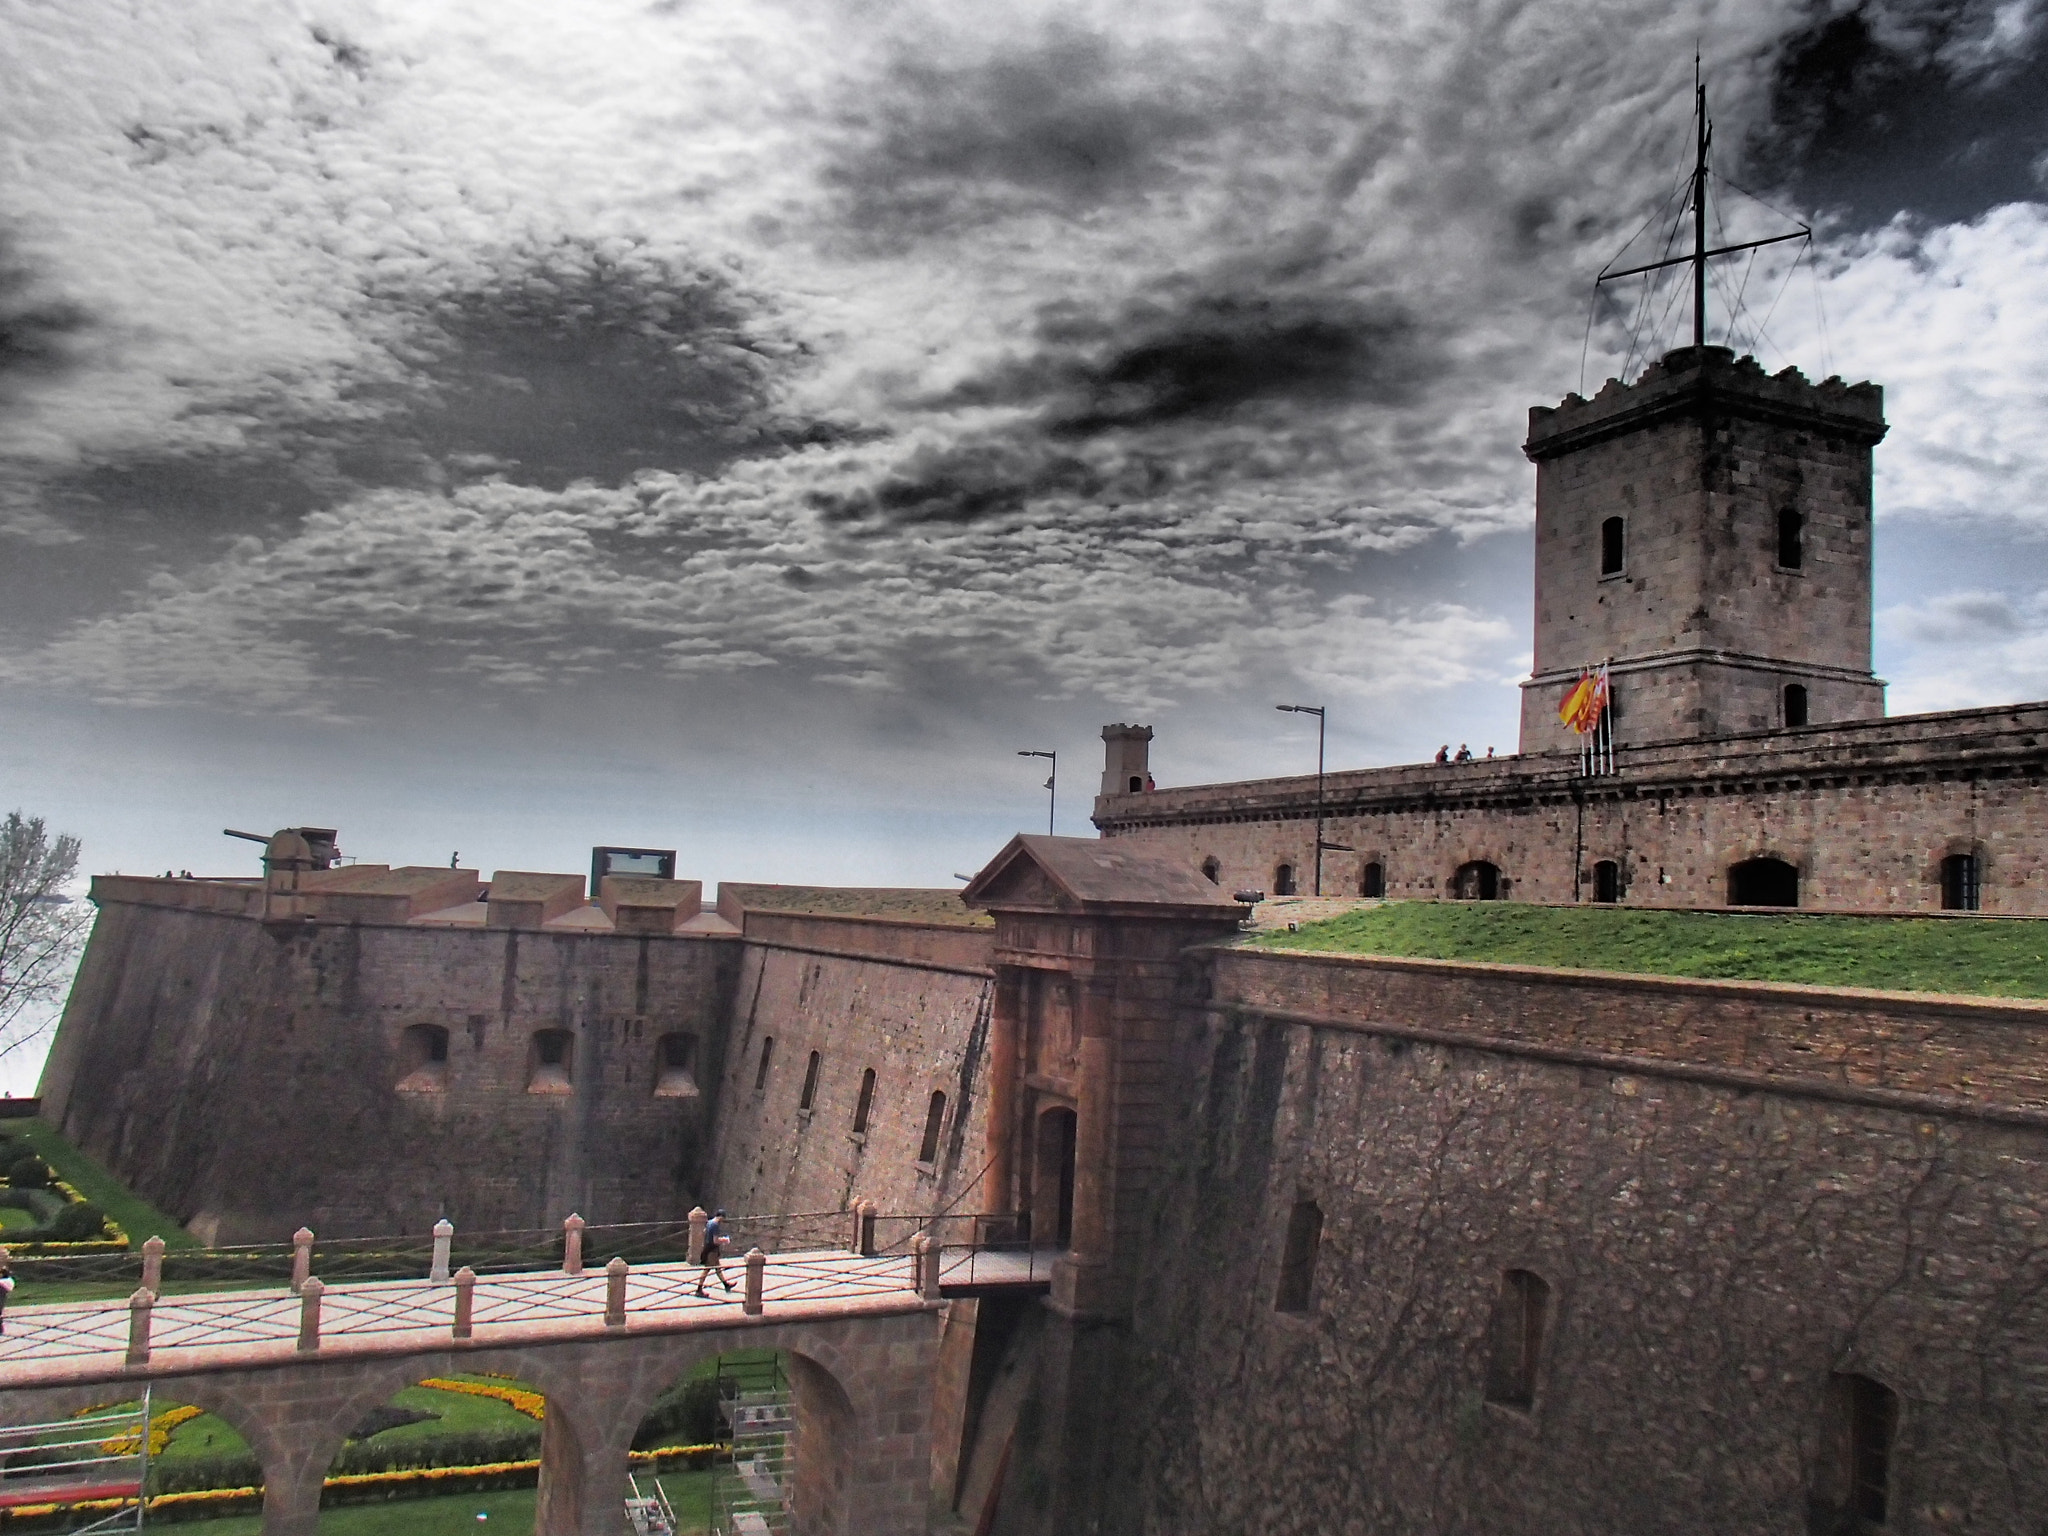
1778, 507, 1804, 570
1201, 856, 1221, 884
1783, 683, 1809, 727
852, 1067, 877, 1134
799, 1050, 823, 1112
918, 1090, 947, 1165
1361, 862, 1385, 899
1600, 516, 1625, 575
1452, 861, 1501, 901
1273, 863, 1297, 897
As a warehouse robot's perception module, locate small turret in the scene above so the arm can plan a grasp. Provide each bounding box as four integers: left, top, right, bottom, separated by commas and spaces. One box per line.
1101, 725, 1153, 798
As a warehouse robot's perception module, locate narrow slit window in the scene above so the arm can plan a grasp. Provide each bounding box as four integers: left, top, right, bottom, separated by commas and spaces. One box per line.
1484, 1269, 1550, 1409
753, 1035, 774, 1091
799, 1049, 822, 1111
1600, 516, 1625, 575
852, 1067, 877, 1133
1941, 852, 1981, 911
1361, 862, 1384, 899
919, 1091, 947, 1164
1784, 683, 1809, 727
1274, 1199, 1323, 1313
1778, 507, 1804, 569
1819, 1373, 1899, 1528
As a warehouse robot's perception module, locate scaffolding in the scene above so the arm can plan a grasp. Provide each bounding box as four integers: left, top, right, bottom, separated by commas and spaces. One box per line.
624, 1470, 680, 1536
714, 1356, 793, 1536
0, 1388, 153, 1533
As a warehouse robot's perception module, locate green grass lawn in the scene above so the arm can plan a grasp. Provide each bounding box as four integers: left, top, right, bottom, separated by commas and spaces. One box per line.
0, 1118, 196, 1247
1249, 902, 2048, 997
154, 1466, 718, 1533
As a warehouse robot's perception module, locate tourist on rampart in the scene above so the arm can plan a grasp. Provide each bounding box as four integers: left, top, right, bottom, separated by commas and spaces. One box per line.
1434, 745, 1450, 764
0, 1253, 13, 1333
694, 1210, 734, 1297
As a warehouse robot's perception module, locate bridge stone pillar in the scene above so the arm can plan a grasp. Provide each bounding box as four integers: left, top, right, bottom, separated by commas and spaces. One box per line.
960, 835, 1245, 1533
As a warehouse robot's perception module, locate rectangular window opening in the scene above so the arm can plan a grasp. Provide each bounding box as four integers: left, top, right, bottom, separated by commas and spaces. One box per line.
753, 1035, 775, 1092
1940, 852, 1981, 912
1484, 1269, 1550, 1409
1274, 1199, 1323, 1313
919, 1091, 947, 1164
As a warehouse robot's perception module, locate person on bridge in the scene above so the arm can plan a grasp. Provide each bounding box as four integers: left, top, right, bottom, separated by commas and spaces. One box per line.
694, 1210, 734, 1297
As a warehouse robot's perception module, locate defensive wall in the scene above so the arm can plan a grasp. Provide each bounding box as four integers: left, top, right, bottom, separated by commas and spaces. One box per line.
38, 867, 995, 1246
1041, 944, 2048, 1535
1094, 700, 2048, 913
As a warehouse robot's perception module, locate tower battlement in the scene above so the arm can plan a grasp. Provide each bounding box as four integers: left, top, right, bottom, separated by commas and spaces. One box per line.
1526, 346, 1886, 460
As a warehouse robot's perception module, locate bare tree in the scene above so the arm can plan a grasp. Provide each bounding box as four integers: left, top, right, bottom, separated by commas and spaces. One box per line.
0, 811, 91, 1063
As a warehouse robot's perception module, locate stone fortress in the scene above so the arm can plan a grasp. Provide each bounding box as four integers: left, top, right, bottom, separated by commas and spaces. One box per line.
1098, 345, 2048, 914
29, 344, 2048, 1534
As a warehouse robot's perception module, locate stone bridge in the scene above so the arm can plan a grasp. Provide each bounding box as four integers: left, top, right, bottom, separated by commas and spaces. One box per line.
0, 1248, 958, 1535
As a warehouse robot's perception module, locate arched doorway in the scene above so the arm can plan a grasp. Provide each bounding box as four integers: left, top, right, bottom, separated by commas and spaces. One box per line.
1452, 861, 1501, 901
1032, 1105, 1078, 1249
1728, 857, 1799, 907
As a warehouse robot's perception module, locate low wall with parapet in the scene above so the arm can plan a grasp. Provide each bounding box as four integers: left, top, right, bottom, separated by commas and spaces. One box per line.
1069, 944, 2048, 1534
702, 909, 994, 1239
1095, 701, 2048, 913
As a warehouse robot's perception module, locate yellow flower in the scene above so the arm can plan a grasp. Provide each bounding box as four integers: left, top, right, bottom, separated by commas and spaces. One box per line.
416, 1377, 546, 1420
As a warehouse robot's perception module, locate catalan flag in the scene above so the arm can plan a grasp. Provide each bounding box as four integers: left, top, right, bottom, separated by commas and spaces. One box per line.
1558, 664, 1610, 734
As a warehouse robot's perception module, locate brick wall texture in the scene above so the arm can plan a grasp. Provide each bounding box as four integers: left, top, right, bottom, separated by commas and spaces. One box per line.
1087, 947, 2048, 1535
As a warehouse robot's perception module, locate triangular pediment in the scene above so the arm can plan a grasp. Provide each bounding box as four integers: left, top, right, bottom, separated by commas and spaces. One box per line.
961, 834, 1245, 916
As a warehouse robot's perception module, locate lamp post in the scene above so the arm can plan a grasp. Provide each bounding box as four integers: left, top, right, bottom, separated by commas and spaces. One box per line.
1276, 705, 1327, 897
1017, 750, 1056, 836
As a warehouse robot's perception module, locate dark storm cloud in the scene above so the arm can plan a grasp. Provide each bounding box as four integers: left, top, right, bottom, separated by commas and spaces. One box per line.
809, 437, 1106, 525
384, 240, 826, 490
0, 237, 87, 394
1028, 290, 1421, 436
1752, 0, 2048, 228
823, 27, 1214, 237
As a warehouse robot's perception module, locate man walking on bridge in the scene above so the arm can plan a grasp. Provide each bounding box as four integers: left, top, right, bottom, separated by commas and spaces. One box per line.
694, 1210, 734, 1297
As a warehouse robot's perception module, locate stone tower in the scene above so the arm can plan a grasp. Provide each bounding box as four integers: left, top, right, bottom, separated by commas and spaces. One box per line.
1519, 345, 1889, 753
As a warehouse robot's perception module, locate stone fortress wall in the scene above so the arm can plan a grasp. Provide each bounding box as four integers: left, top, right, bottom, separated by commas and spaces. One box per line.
1096, 702, 2048, 911
39, 866, 996, 1246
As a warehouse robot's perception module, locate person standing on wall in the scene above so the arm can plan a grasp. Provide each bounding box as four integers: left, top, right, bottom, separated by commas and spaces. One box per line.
694, 1210, 734, 1297
0, 1253, 13, 1333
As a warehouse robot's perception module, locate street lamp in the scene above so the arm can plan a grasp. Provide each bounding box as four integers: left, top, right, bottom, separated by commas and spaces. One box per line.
1274, 704, 1338, 897
1017, 750, 1056, 836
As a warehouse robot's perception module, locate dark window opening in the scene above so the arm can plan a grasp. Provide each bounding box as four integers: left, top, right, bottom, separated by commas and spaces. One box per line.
1816, 1373, 1899, 1529
1784, 683, 1809, 727
1484, 1269, 1551, 1409
753, 1035, 775, 1091
1361, 862, 1385, 899
1274, 1199, 1323, 1313
1600, 516, 1625, 575
1033, 1106, 1078, 1248
528, 1030, 574, 1093
1729, 857, 1799, 907
398, 1024, 450, 1091
1201, 856, 1221, 884
799, 1050, 823, 1111
1453, 860, 1501, 901
1128, 775, 1143, 793
1274, 863, 1297, 896
1941, 852, 1981, 912
654, 1032, 698, 1096
919, 1091, 947, 1164
852, 1067, 877, 1134
1592, 860, 1619, 903
1778, 507, 1804, 570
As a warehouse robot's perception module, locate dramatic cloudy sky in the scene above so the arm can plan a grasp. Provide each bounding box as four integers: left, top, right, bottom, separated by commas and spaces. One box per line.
1, 0, 2045, 919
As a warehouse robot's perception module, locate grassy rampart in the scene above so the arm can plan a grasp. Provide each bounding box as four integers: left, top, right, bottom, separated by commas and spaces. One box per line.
1246, 903, 2048, 998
